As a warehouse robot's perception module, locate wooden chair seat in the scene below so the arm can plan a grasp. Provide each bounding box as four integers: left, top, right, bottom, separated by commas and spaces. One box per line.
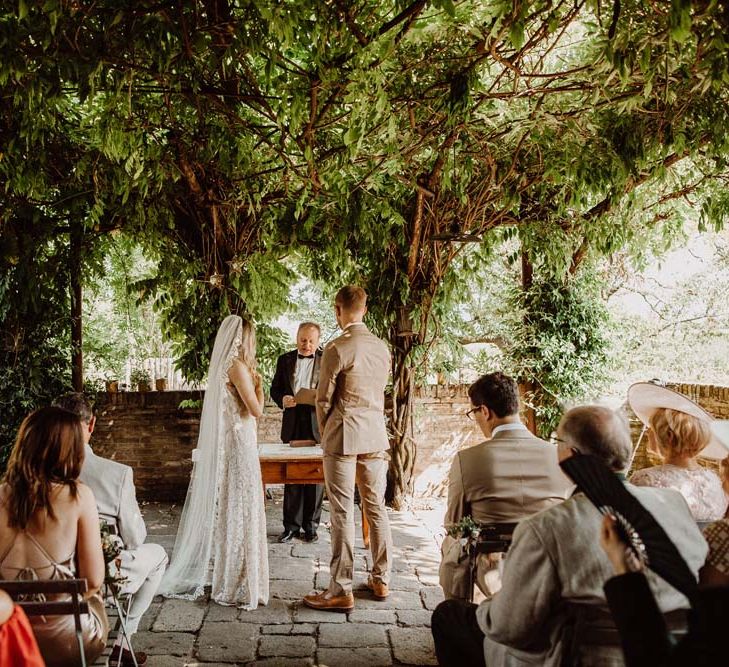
1, 578, 119, 666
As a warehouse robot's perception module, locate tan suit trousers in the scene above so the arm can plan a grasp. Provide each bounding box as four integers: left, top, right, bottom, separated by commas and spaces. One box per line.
323, 451, 392, 595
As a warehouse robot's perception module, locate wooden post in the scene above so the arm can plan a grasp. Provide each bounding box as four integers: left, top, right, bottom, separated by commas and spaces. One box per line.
70, 224, 83, 391
521, 250, 537, 435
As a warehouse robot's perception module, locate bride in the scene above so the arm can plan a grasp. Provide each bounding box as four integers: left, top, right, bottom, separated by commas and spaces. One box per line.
160, 315, 269, 608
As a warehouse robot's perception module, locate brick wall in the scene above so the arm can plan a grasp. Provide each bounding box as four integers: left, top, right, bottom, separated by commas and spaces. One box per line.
93, 382, 729, 501
92, 386, 480, 501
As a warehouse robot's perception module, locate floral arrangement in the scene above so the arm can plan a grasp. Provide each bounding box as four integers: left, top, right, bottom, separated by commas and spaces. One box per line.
446, 515, 483, 540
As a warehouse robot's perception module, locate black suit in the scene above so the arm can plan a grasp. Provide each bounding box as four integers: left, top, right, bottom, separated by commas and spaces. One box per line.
270, 349, 324, 535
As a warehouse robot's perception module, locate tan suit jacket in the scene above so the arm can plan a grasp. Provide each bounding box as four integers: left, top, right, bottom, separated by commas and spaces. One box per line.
440, 428, 572, 599
316, 322, 390, 456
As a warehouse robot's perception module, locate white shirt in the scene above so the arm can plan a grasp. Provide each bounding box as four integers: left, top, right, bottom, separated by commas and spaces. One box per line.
293, 355, 315, 393
491, 422, 528, 437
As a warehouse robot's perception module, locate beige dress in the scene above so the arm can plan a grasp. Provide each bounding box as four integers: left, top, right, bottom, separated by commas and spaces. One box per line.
0, 532, 108, 667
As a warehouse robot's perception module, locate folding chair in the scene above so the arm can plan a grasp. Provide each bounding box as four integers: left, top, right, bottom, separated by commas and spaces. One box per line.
466, 523, 518, 603
1, 578, 91, 667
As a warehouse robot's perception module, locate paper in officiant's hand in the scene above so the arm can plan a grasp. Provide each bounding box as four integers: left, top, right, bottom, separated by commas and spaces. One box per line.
293, 388, 316, 406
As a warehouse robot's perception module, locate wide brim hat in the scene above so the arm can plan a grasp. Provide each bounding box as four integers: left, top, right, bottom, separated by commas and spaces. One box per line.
627, 382, 727, 460
710, 421, 729, 455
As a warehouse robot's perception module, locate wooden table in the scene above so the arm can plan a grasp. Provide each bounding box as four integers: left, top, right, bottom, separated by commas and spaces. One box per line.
259, 443, 326, 485
259, 443, 369, 545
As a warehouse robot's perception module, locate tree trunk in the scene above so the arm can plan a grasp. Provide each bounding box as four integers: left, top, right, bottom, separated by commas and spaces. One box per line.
70, 224, 83, 391
386, 310, 418, 510
521, 250, 537, 434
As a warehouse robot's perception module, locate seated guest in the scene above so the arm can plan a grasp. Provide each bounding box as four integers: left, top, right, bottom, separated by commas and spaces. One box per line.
601, 514, 727, 667
628, 382, 728, 522
0, 407, 109, 667
432, 406, 707, 667
699, 420, 729, 588
54, 393, 167, 667
0, 589, 45, 666
440, 372, 571, 600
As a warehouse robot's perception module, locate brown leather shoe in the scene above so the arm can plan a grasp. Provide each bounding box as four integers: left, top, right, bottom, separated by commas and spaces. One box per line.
302, 590, 354, 613
367, 575, 390, 600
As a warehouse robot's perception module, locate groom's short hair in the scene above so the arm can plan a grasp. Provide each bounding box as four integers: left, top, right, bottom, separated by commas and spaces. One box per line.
335, 285, 367, 312
53, 392, 94, 424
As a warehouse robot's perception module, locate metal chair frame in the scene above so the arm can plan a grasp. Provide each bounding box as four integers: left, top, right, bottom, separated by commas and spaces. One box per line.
466, 522, 518, 603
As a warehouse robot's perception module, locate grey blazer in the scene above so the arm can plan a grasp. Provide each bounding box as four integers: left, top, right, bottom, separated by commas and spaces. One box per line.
477, 485, 708, 667
80, 445, 147, 550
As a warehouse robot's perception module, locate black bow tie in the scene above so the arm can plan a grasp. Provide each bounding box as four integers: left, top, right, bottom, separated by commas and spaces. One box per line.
297, 354, 314, 359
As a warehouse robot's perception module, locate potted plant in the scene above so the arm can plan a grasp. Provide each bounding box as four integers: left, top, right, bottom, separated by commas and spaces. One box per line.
130, 368, 152, 392
155, 377, 167, 391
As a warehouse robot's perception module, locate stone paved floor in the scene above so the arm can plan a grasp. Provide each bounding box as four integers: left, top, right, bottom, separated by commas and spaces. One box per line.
135, 492, 446, 666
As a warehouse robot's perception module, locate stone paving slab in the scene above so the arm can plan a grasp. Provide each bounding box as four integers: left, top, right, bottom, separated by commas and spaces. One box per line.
270, 580, 316, 599
147, 658, 234, 667
133, 631, 196, 656
317, 648, 393, 666
351, 589, 424, 611
196, 621, 258, 663
420, 586, 445, 611
390, 627, 438, 666
347, 609, 397, 624
139, 497, 442, 664
396, 610, 433, 627
319, 622, 388, 648
249, 659, 314, 667
237, 598, 294, 625
261, 624, 317, 635
291, 602, 348, 624
153, 599, 207, 632
258, 635, 317, 658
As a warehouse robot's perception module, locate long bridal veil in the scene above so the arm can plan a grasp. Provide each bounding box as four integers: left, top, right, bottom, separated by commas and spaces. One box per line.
159, 315, 243, 598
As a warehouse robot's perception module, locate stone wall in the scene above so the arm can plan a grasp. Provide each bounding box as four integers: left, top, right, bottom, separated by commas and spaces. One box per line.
92, 382, 729, 501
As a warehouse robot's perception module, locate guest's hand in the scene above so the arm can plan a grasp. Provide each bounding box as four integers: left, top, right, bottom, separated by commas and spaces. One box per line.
600, 514, 642, 575
282, 395, 296, 409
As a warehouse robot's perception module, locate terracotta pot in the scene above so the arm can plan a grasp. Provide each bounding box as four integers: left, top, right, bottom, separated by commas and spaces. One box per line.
106, 380, 119, 393
155, 378, 167, 392
137, 381, 151, 393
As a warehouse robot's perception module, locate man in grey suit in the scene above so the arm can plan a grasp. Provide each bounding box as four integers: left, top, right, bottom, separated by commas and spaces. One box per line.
440, 372, 572, 600
432, 405, 708, 667
303, 285, 393, 613
55, 393, 168, 667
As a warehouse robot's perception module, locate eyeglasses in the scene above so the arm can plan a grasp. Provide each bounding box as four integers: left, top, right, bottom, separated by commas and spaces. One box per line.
466, 405, 483, 421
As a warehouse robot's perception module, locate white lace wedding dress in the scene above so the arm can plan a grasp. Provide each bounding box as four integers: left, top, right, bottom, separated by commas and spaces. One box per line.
159, 315, 269, 609
211, 385, 269, 607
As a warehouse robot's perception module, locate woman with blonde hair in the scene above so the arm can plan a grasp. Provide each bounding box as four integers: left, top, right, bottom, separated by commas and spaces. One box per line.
628, 383, 728, 522
160, 315, 269, 609
0, 407, 109, 666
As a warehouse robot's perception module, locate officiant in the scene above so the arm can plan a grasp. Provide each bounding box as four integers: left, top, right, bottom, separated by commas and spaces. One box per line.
270, 321, 325, 543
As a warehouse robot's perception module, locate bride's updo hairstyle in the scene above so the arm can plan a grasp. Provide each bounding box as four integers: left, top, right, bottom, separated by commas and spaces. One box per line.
237, 317, 257, 371
3, 406, 85, 529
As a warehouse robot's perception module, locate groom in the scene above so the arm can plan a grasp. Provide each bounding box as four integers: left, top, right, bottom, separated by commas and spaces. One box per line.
303, 285, 393, 613
270, 321, 325, 543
